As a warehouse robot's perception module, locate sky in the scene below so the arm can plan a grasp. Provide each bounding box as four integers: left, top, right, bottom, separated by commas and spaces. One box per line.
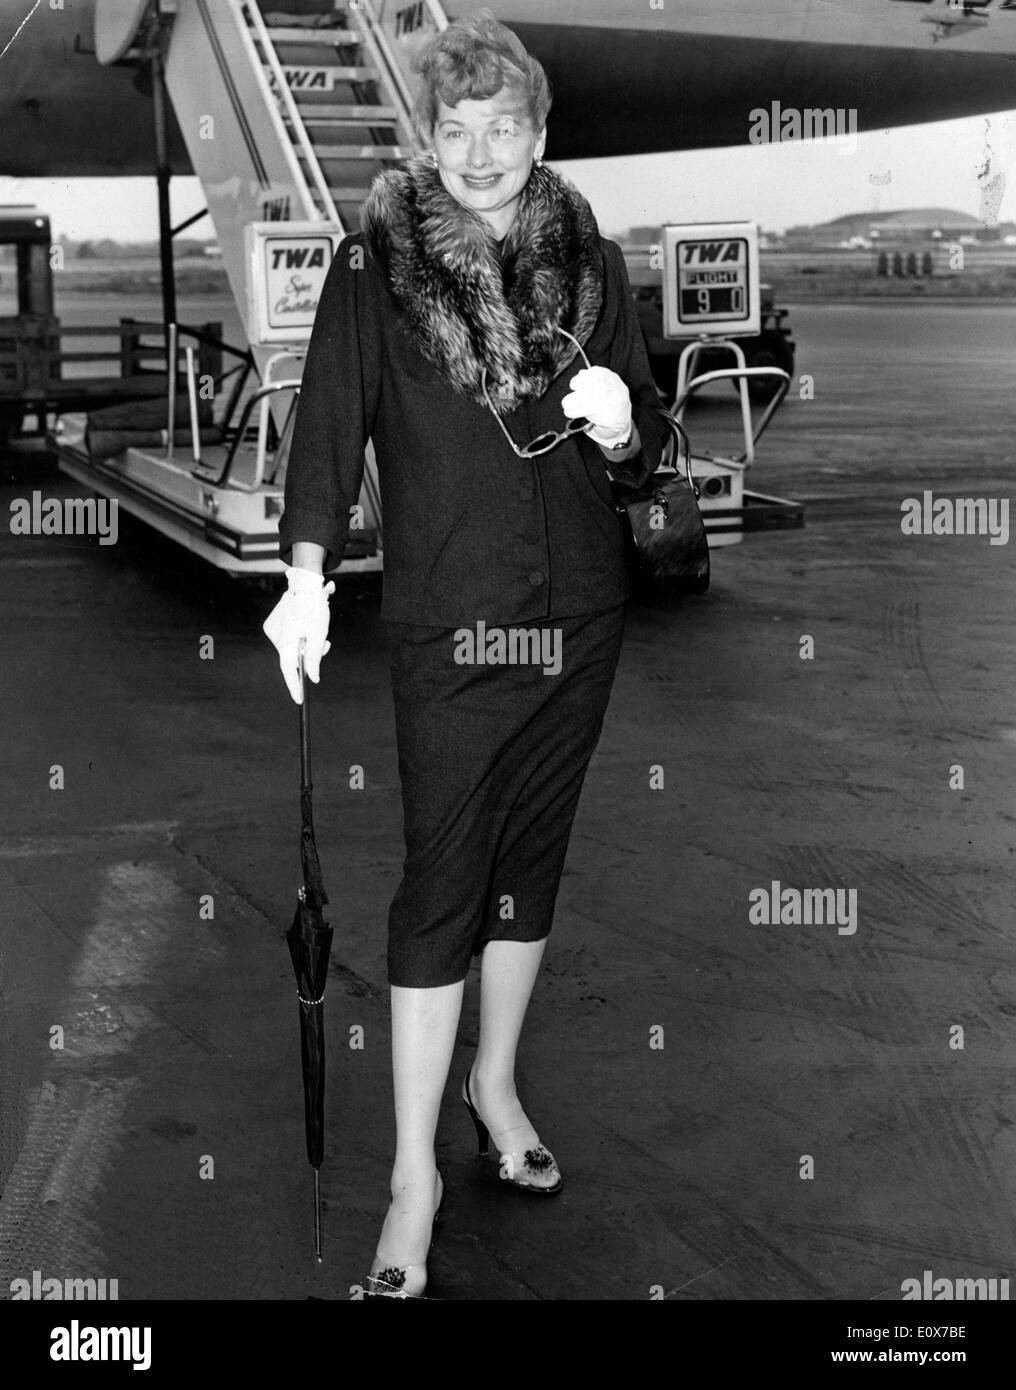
2, 110, 1015, 241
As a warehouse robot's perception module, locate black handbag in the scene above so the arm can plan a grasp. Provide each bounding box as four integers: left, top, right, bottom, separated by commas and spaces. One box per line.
613, 408, 710, 597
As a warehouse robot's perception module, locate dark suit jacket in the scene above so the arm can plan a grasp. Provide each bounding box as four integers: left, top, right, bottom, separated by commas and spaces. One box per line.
278, 234, 666, 625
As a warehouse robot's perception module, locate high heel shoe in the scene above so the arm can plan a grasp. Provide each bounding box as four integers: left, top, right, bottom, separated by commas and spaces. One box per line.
462, 1070, 563, 1196
364, 1169, 444, 1299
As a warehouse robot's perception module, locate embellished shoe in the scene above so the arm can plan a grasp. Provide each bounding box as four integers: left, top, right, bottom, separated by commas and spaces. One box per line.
364, 1169, 444, 1299
462, 1070, 563, 1196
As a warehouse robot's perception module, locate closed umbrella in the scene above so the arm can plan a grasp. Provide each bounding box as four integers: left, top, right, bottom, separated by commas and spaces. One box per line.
285, 652, 333, 1261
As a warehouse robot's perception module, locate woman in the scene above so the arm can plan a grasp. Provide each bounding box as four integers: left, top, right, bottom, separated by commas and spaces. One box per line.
264, 9, 666, 1299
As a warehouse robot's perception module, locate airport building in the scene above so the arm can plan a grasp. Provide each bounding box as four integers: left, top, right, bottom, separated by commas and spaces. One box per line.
784, 208, 1016, 248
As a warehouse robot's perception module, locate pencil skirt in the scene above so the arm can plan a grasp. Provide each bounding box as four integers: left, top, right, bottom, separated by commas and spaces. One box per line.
383, 602, 627, 987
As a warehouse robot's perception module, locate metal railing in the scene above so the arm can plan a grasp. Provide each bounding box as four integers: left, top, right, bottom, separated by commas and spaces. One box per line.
0, 317, 224, 377
673, 367, 791, 465
164, 321, 253, 462
235, 0, 340, 225
166, 323, 179, 459
196, 377, 303, 489
422, 0, 450, 34
348, 0, 417, 148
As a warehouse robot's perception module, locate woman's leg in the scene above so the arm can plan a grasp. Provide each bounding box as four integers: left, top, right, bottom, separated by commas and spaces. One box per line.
371, 979, 464, 1281
467, 608, 626, 1172
469, 939, 552, 1165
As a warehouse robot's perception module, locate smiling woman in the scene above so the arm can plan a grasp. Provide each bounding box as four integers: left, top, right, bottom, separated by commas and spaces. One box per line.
412, 14, 551, 238
430, 92, 545, 239
266, 5, 668, 1303
410, 11, 551, 144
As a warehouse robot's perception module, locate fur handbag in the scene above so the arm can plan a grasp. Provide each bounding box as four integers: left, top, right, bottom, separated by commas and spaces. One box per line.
614, 409, 710, 597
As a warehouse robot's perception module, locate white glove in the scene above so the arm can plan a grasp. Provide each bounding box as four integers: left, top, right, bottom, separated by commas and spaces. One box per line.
561, 366, 633, 448
263, 565, 335, 704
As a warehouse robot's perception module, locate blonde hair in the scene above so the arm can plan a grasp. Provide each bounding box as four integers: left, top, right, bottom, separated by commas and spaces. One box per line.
411, 8, 551, 147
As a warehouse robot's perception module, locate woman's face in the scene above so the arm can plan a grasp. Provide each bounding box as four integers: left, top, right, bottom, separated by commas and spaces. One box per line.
431, 86, 546, 238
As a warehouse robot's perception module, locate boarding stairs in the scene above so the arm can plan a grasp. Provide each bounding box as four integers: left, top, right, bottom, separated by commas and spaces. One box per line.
249, 4, 419, 229
60, 0, 449, 575
162, 0, 449, 320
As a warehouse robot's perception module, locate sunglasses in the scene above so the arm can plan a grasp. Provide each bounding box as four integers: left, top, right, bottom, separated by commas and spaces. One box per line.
482, 327, 592, 457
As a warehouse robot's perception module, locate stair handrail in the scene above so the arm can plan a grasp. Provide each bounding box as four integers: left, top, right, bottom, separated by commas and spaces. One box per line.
232, 0, 341, 226
422, 1, 450, 34
166, 323, 178, 461
672, 367, 791, 465
348, 0, 418, 148
204, 378, 303, 489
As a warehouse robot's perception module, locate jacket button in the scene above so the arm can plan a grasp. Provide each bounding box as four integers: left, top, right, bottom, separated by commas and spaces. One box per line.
527, 570, 545, 586
518, 486, 535, 502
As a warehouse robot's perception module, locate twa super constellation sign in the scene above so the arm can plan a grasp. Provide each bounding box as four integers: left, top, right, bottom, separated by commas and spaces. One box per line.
246, 223, 342, 344
661, 222, 761, 338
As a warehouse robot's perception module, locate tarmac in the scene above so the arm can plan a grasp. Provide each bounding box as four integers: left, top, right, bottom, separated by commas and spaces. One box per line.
1, 301, 1014, 1301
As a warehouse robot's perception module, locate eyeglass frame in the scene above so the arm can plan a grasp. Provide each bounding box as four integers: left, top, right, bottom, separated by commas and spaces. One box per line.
481, 327, 594, 458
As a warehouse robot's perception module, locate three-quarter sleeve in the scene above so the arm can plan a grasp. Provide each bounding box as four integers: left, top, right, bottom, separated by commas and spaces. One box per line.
277, 236, 382, 571
602, 239, 668, 494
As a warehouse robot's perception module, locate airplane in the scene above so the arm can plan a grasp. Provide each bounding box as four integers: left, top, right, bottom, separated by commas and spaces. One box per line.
2, 0, 1015, 576
1, 0, 1016, 174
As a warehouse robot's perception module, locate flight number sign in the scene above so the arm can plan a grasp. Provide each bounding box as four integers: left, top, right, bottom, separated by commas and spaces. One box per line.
662, 222, 761, 338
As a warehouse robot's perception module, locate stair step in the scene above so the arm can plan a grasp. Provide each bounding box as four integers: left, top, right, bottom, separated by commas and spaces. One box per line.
301, 142, 411, 159
321, 187, 375, 203
270, 63, 378, 81
288, 102, 400, 122
259, 27, 351, 45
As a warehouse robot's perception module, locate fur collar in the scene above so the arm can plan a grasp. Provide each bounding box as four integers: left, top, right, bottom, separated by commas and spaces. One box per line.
360, 157, 604, 411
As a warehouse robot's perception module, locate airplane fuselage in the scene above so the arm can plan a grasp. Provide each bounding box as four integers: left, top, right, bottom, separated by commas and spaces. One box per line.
1, 0, 1016, 176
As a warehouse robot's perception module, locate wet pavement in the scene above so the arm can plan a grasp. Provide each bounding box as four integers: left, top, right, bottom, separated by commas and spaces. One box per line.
1, 303, 1014, 1301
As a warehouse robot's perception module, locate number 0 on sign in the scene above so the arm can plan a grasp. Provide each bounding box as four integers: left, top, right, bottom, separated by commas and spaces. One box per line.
661, 222, 761, 338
